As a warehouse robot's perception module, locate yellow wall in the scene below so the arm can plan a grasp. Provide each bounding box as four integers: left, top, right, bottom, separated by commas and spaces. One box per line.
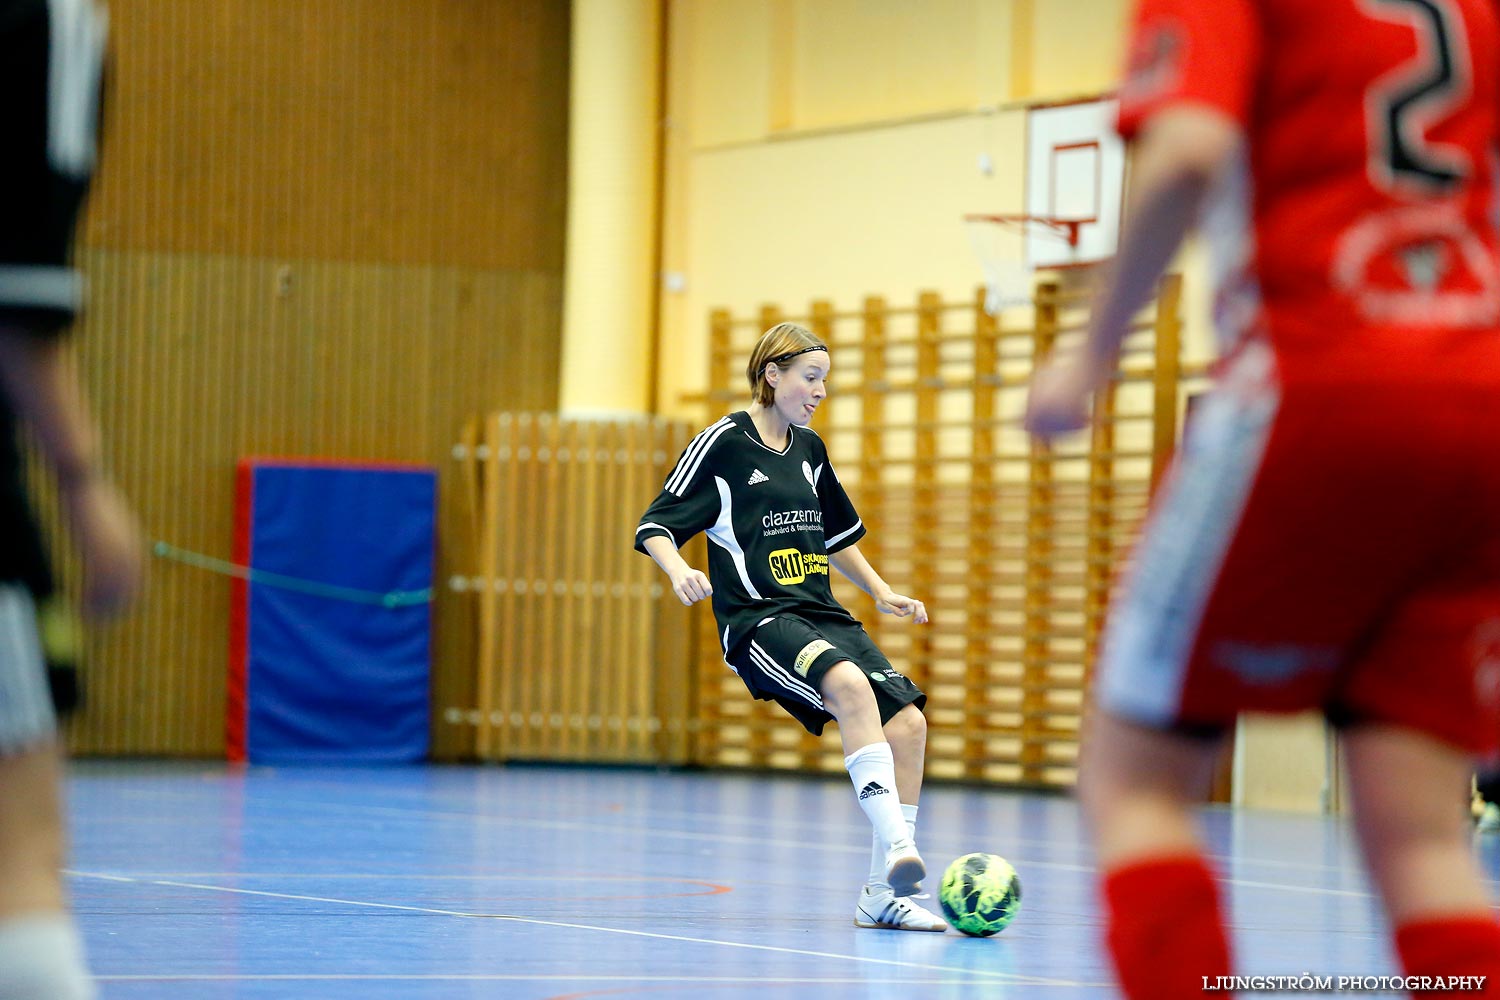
560, 0, 663, 415
784, 1, 991, 128
1029, 0, 1133, 98
657, 0, 1184, 421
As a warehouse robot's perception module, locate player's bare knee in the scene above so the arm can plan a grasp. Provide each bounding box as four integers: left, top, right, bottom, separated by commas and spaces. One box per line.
1074, 755, 1110, 823
819, 661, 874, 713
1354, 802, 1468, 861
1074, 735, 1138, 824
884, 705, 926, 751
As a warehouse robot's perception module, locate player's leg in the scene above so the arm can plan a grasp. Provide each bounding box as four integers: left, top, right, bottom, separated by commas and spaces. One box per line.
813, 623, 935, 888
821, 632, 928, 809
817, 658, 884, 752
736, 619, 941, 927
1078, 710, 1231, 1000
0, 584, 94, 999
733, 626, 912, 876
1075, 376, 1274, 997
0, 744, 67, 917
0, 4, 107, 988
884, 703, 926, 807
0, 744, 93, 1000
807, 621, 944, 928
818, 660, 918, 880
1328, 476, 1500, 996
1342, 726, 1500, 997
851, 702, 945, 930
816, 662, 938, 931
1079, 376, 1426, 995
882, 704, 927, 883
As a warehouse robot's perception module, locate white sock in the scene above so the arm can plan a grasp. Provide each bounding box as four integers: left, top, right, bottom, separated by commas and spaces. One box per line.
844, 742, 907, 852
868, 802, 920, 889
0, 914, 94, 1000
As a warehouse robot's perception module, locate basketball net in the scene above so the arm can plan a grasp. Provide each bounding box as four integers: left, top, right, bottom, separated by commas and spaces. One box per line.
964, 215, 1082, 315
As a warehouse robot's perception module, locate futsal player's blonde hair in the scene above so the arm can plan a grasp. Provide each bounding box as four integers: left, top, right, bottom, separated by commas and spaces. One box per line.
746, 323, 825, 407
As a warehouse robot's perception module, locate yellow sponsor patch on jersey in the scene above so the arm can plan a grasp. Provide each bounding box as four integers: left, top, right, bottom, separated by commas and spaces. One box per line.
794, 639, 835, 677
769, 548, 829, 586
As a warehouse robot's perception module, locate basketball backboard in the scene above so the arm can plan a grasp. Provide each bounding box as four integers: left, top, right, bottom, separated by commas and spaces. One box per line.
1024, 98, 1125, 269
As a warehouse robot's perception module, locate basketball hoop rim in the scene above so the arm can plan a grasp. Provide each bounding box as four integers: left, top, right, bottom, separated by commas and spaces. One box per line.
963, 213, 1088, 248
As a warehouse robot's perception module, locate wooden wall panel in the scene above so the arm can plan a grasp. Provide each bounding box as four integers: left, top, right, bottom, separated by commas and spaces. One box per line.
86, 0, 569, 270
457, 416, 700, 765
38, 1, 570, 757
58, 253, 561, 755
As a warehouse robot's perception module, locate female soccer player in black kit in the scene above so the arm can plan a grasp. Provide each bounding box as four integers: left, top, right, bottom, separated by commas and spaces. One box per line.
636, 322, 946, 931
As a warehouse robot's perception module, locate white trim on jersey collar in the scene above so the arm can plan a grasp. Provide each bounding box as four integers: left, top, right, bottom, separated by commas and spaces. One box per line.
742, 419, 798, 456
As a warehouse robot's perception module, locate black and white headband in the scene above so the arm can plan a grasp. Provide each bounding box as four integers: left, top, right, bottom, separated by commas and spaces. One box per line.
767, 344, 829, 366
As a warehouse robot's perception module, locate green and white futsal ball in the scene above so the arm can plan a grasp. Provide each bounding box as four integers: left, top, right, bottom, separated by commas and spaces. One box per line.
938, 852, 1022, 937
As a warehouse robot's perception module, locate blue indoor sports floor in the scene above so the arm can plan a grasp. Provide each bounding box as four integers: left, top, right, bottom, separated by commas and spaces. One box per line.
66, 761, 1500, 999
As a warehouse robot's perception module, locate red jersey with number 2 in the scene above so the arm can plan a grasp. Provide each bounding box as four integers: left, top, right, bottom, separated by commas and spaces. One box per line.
1119, 0, 1500, 382
1095, 0, 1500, 754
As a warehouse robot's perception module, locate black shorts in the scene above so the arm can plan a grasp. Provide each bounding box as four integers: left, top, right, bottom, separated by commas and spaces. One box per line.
727, 613, 926, 736
0, 0, 106, 333
1479, 764, 1500, 805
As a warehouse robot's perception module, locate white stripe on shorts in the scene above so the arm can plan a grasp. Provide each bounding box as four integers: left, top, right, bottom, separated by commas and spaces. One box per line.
0, 585, 57, 756
1096, 343, 1280, 727
749, 640, 825, 709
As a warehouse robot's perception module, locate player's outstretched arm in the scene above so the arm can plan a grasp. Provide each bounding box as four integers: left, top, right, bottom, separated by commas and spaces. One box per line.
641, 534, 712, 607
0, 329, 143, 619
1025, 105, 1240, 441
828, 543, 927, 624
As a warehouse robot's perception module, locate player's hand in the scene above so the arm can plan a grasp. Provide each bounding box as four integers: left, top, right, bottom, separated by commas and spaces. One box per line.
1024, 350, 1108, 441
668, 567, 712, 607
875, 591, 927, 624
61, 475, 144, 620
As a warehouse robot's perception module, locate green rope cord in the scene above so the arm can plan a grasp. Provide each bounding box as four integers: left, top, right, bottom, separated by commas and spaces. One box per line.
151, 541, 432, 608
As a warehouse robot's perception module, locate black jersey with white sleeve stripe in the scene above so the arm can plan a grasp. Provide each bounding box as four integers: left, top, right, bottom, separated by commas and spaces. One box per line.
635, 411, 867, 657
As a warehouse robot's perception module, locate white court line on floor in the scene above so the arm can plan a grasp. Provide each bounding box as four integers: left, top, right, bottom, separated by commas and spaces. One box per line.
70, 871, 1095, 990
62, 865, 1393, 900
79, 781, 1500, 896
74, 873, 712, 881
97, 775, 1376, 878
76, 868, 1498, 914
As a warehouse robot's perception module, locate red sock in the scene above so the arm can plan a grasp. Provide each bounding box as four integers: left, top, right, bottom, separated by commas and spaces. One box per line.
1395, 915, 1500, 998
1103, 855, 1232, 1000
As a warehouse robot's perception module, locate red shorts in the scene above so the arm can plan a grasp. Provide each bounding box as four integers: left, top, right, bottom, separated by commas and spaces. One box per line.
1097, 346, 1500, 755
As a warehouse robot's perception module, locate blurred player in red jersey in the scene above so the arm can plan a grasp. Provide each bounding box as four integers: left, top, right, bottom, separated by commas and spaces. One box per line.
1025, 0, 1500, 996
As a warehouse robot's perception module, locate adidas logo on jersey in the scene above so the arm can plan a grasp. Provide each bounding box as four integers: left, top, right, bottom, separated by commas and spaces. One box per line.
748, 469, 770, 485
858, 781, 890, 800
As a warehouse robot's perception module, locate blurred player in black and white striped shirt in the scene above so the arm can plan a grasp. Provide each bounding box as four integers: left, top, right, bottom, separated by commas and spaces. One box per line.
0, 1, 142, 996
